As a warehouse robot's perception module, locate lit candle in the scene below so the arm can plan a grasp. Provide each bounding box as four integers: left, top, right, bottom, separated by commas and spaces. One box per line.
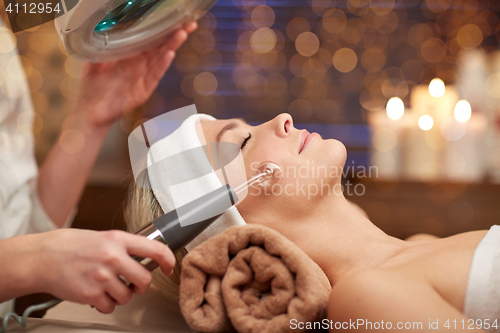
404, 82, 459, 182
412, 80, 459, 123
403, 113, 443, 182
368, 98, 411, 180
441, 107, 487, 182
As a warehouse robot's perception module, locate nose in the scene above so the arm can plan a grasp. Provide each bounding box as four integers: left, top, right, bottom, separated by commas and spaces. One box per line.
271, 113, 293, 138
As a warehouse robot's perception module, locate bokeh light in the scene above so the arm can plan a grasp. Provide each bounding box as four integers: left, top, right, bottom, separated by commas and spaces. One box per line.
418, 114, 434, 131
250, 28, 277, 54
286, 17, 311, 41
295, 32, 320, 57
333, 48, 358, 73
421, 38, 447, 63
453, 100, 472, 123
428, 78, 445, 98
11, 0, 500, 186
457, 24, 483, 49
322, 9, 347, 34
193, 72, 218, 96
386, 97, 405, 120
251, 5, 275, 28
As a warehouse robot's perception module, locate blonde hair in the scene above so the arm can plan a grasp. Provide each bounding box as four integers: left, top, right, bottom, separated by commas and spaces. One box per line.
124, 172, 187, 303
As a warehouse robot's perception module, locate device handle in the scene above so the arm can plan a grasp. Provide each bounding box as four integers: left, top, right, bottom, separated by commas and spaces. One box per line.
132, 185, 238, 271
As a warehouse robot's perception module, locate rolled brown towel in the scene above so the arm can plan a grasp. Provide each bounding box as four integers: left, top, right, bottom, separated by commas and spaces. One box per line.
179, 224, 331, 333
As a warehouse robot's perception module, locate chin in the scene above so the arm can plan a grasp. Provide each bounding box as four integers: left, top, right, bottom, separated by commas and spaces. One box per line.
306, 138, 347, 185
323, 138, 347, 169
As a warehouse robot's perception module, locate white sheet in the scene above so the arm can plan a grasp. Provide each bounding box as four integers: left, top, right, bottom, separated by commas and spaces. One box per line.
464, 225, 500, 331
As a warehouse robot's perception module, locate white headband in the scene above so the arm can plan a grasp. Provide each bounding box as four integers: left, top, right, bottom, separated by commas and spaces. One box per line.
147, 108, 246, 251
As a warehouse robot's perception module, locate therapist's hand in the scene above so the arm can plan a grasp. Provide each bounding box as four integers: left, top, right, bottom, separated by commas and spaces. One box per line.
31, 229, 176, 313
73, 21, 198, 129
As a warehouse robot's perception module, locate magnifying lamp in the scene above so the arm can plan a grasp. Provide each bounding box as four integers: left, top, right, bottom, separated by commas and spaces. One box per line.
54, 0, 217, 62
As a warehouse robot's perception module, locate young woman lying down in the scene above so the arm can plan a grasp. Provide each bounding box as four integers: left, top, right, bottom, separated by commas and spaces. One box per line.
126, 111, 499, 332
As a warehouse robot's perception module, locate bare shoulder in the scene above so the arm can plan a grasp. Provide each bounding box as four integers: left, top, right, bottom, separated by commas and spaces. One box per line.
328, 270, 477, 332
329, 270, 411, 318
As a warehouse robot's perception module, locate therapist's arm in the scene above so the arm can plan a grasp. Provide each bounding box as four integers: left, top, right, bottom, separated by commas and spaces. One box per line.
0, 228, 176, 313
38, 22, 197, 227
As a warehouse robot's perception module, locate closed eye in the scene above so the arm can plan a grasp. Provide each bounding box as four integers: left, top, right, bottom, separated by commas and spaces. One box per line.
240, 133, 251, 149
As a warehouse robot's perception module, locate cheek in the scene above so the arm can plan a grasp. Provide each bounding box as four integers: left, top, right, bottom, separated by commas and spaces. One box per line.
243, 146, 288, 176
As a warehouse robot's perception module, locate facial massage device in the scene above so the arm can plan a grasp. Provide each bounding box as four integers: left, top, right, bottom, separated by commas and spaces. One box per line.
54, 0, 218, 62
133, 161, 282, 271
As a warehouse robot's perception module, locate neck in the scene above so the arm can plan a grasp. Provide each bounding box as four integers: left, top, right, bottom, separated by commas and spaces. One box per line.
281, 194, 407, 285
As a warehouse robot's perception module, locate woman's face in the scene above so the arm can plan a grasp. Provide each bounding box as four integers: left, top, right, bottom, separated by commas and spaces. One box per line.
199, 113, 347, 222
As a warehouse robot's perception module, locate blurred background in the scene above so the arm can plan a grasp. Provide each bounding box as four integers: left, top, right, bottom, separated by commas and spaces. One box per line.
1, 0, 499, 240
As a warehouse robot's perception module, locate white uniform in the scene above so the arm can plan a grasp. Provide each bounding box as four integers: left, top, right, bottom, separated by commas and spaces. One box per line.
0, 19, 69, 316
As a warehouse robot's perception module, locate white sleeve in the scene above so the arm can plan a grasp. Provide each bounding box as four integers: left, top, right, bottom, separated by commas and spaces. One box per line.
0, 22, 73, 240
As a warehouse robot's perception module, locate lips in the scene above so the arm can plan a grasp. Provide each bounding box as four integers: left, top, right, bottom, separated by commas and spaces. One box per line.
299, 130, 319, 154
299, 130, 310, 154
